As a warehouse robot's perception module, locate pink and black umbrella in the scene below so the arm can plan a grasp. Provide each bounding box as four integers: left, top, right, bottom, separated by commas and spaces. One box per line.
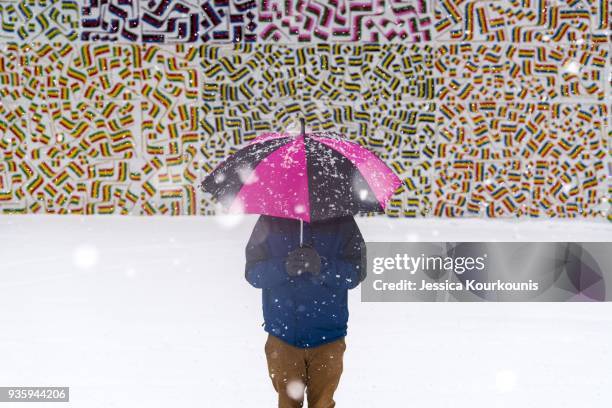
201, 123, 402, 226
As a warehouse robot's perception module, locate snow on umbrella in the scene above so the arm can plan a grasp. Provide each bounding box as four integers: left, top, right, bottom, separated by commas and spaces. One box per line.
200, 126, 402, 224
201, 129, 401, 224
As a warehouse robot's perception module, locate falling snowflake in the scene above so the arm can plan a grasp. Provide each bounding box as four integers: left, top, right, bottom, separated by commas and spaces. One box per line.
286, 379, 305, 400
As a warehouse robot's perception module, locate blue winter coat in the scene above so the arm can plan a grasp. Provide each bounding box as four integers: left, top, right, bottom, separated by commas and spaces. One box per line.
245, 214, 366, 348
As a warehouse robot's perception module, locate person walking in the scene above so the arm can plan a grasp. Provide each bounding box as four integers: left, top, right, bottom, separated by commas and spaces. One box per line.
245, 214, 366, 408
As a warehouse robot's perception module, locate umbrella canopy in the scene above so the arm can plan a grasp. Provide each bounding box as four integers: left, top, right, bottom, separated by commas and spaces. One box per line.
200, 130, 402, 223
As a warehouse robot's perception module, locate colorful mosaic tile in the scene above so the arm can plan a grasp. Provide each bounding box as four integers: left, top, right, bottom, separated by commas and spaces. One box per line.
433, 159, 532, 217
0, 0, 79, 42
0, 0, 607, 44
435, 0, 609, 43
434, 43, 608, 102
0, 1, 610, 219
81, 0, 258, 43
258, 0, 433, 42
199, 44, 435, 103
0, 93, 142, 214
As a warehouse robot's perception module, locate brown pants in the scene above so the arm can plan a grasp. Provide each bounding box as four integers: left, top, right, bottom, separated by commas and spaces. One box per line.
264, 334, 346, 408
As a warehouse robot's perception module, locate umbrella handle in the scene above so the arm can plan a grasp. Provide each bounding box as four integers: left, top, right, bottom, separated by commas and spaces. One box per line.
299, 219, 303, 247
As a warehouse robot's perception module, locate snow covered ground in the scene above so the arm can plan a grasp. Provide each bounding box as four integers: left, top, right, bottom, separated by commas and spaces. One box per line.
0, 215, 611, 407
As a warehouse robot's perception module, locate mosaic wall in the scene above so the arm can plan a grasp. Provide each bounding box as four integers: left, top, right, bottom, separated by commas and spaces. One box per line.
0, 1, 609, 219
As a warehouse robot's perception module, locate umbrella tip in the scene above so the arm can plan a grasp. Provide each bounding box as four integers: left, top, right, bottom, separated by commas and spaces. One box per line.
300, 118, 306, 137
